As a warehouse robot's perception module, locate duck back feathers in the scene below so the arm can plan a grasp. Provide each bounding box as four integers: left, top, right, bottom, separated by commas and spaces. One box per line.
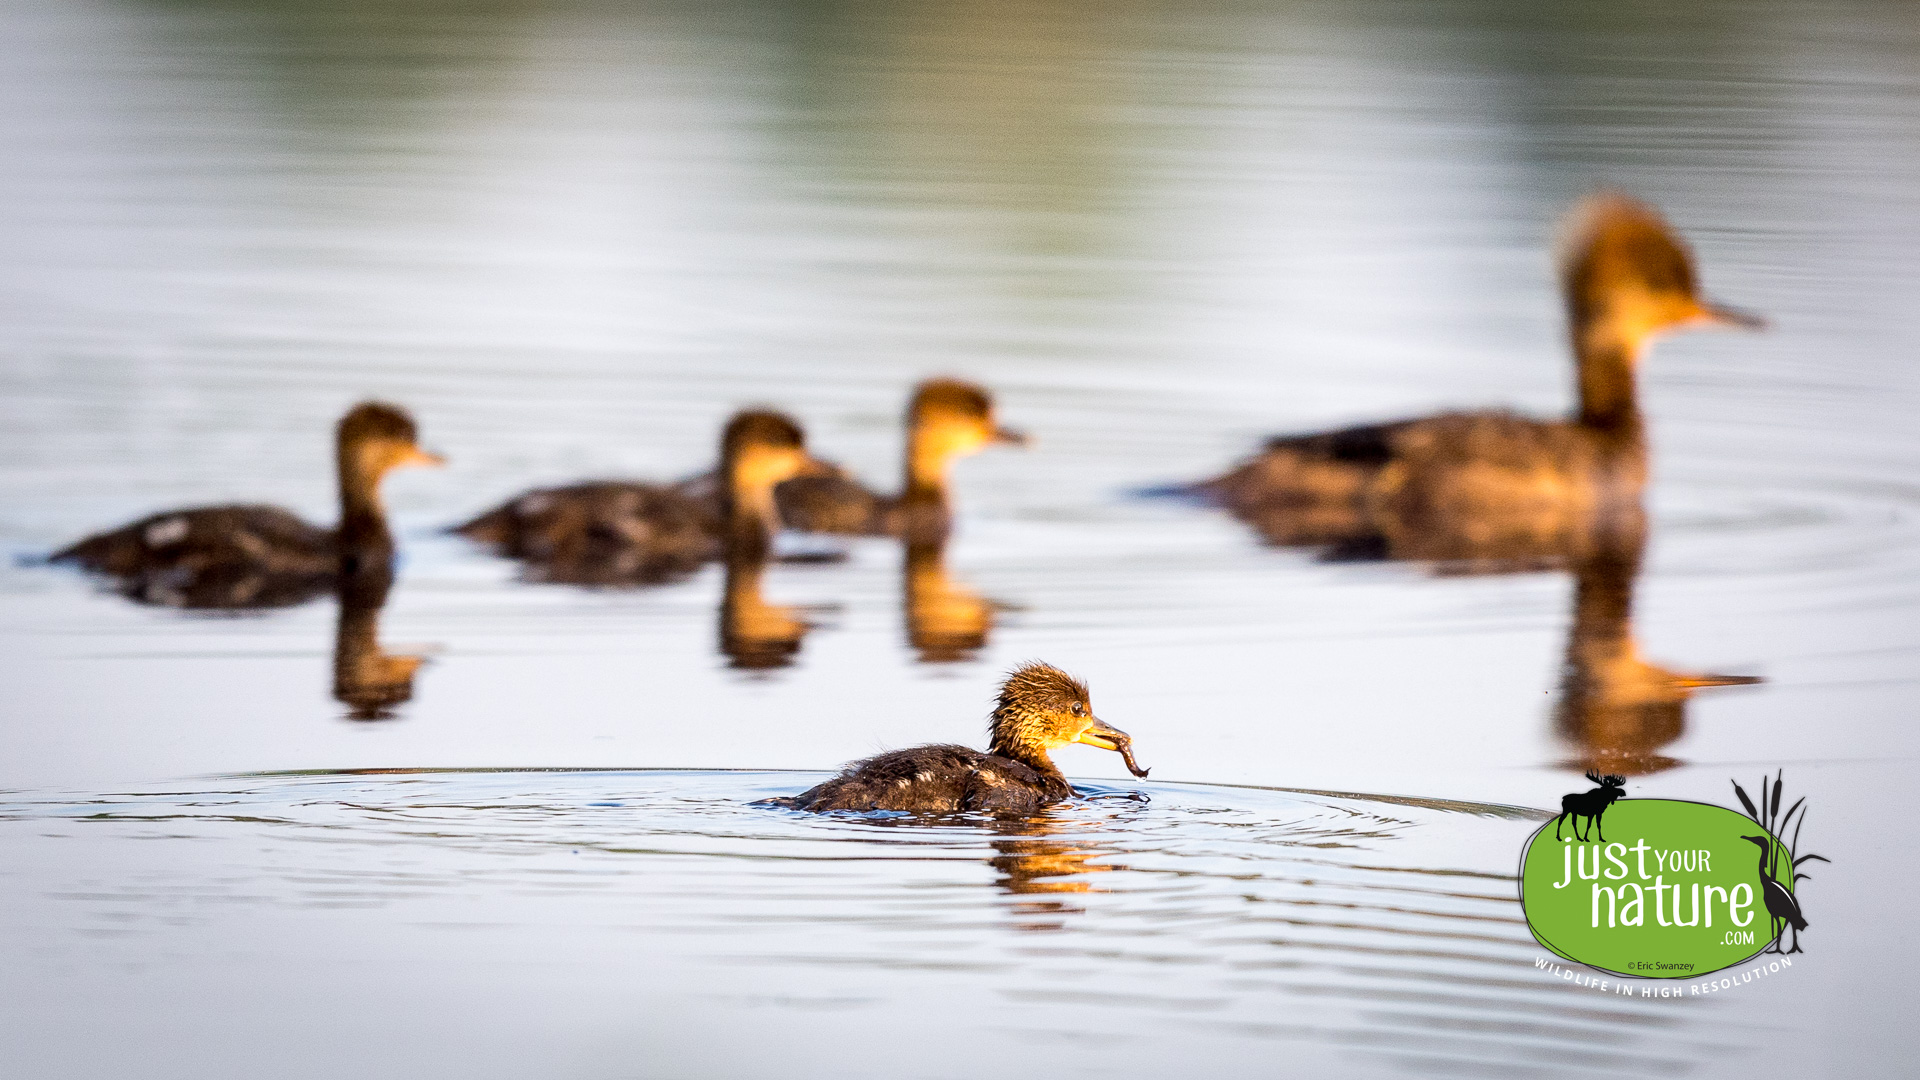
766, 745, 1071, 814
52, 504, 337, 608
453, 481, 720, 585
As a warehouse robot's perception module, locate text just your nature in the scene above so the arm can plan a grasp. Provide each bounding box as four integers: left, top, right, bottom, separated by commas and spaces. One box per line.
1552, 837, 1755, 932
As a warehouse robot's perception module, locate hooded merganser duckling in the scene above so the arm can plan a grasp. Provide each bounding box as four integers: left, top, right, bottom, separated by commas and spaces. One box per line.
1197, 194, 1763, 567
776, 379, 1027, 542
51, 402, 442, 608
1556, 521, 1758, 776
765, 661, 1148, 814
454, 410, 825, 584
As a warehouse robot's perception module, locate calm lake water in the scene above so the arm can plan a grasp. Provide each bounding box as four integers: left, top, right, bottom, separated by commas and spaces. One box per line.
1, 0, 1915, 1076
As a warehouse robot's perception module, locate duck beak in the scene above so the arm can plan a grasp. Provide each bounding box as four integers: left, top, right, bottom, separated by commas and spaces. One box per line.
992, 426, 1030, 447
402, 446, 447, 468
1673, 671, 1763, 690
1076, 717, 1150, 778
1692, 299, 1767, 331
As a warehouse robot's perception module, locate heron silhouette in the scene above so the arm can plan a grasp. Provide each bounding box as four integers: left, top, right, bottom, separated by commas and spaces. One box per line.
1741, 834, 1807, 954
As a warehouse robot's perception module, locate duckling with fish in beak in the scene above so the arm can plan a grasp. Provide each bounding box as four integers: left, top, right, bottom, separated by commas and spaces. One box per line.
764, 662, 1149, 814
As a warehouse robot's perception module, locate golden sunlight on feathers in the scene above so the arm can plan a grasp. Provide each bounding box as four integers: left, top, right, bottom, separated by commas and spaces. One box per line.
763, 661, 1147, 814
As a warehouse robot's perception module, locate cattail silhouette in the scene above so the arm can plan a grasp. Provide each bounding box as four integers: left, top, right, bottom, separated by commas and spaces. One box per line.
1731, 772, 1829, 954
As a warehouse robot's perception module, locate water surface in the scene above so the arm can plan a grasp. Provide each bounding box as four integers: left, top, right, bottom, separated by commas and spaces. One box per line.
4, 770, 1686, 1079
0, 0, 1914, 1074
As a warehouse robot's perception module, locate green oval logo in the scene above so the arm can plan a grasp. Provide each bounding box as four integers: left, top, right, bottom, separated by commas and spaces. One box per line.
1521, 799, 1795, 978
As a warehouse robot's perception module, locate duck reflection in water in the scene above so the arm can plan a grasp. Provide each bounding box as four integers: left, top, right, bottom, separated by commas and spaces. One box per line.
332, 567, 430, 721
53, 402, 442, 609
1193, 194, 1762, 571
718, 552, 821, 671
456, 410, 831, 586
1557, 515, 1759, 776
987, 815, 1125, 931
902, 538, 1004, 663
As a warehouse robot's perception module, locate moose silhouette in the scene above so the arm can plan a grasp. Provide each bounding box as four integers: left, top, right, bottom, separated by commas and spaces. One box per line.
1554, 771, 1627, 842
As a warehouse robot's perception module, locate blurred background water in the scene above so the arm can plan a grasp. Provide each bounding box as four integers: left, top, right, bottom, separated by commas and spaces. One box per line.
0, 0, 1915, 1076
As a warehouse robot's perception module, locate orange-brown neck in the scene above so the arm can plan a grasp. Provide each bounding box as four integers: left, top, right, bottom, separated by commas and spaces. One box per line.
987, 714, 1069, 787
1572, 327, 1646, 439
722, 451, 789, 557
336, 441, 395, 556
902, 425, 957, 506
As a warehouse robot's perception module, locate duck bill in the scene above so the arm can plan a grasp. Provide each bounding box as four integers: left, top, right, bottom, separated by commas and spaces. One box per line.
1076, 718, 1150, 778
992, 426, 1030, 447
1674, 671, 1763, 690
1692, 299, 1767, 331
402, 446, 447, 468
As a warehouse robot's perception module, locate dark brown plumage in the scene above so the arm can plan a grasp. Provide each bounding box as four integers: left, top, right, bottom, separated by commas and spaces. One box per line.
51, 402, 441, 609
452, 410, 822, 585
1197, 194, 1763, 571
774, 379, 1026, 542
764, 661, 1148, 814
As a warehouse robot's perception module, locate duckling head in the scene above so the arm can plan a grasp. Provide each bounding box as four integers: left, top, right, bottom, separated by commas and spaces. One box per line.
987, 661, 1149, 778
721, 410, 828, 536
722, 409, 818, 488
906, 379, 1026, 491
1557, 192, 1763, 356
336, 401, 443, 495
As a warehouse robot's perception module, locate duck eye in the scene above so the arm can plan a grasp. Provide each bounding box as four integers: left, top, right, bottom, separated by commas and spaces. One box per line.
1071, 702, 1083, 716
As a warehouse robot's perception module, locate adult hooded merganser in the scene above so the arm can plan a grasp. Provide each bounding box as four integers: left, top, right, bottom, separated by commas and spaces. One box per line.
51, 402, 442, 608
453, 410, 826, 584
1196, 194, 1763, 568
776, 379, 1026, 543
764, 661, 1148, 814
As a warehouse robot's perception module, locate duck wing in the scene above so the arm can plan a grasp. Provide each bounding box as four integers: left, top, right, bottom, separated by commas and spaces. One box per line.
774, 473, 894, 536
767, 745, 1070, 814
1201, 410, 1620, 569
53, 504, 337, 609
1194, 417, 1426, 547
453, 481, 721, 585
1360, 411, 1631, 569
1210, 418, 1413, 506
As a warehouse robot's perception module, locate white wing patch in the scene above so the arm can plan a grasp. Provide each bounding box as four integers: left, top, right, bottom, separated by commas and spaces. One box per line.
143, 517, 189, 548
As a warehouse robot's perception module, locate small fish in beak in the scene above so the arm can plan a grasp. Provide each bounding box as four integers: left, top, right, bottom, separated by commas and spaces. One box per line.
1075, 716, 1150, 778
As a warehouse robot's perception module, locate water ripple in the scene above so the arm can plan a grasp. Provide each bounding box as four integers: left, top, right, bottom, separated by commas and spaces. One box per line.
0, 770, 1741, 1078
